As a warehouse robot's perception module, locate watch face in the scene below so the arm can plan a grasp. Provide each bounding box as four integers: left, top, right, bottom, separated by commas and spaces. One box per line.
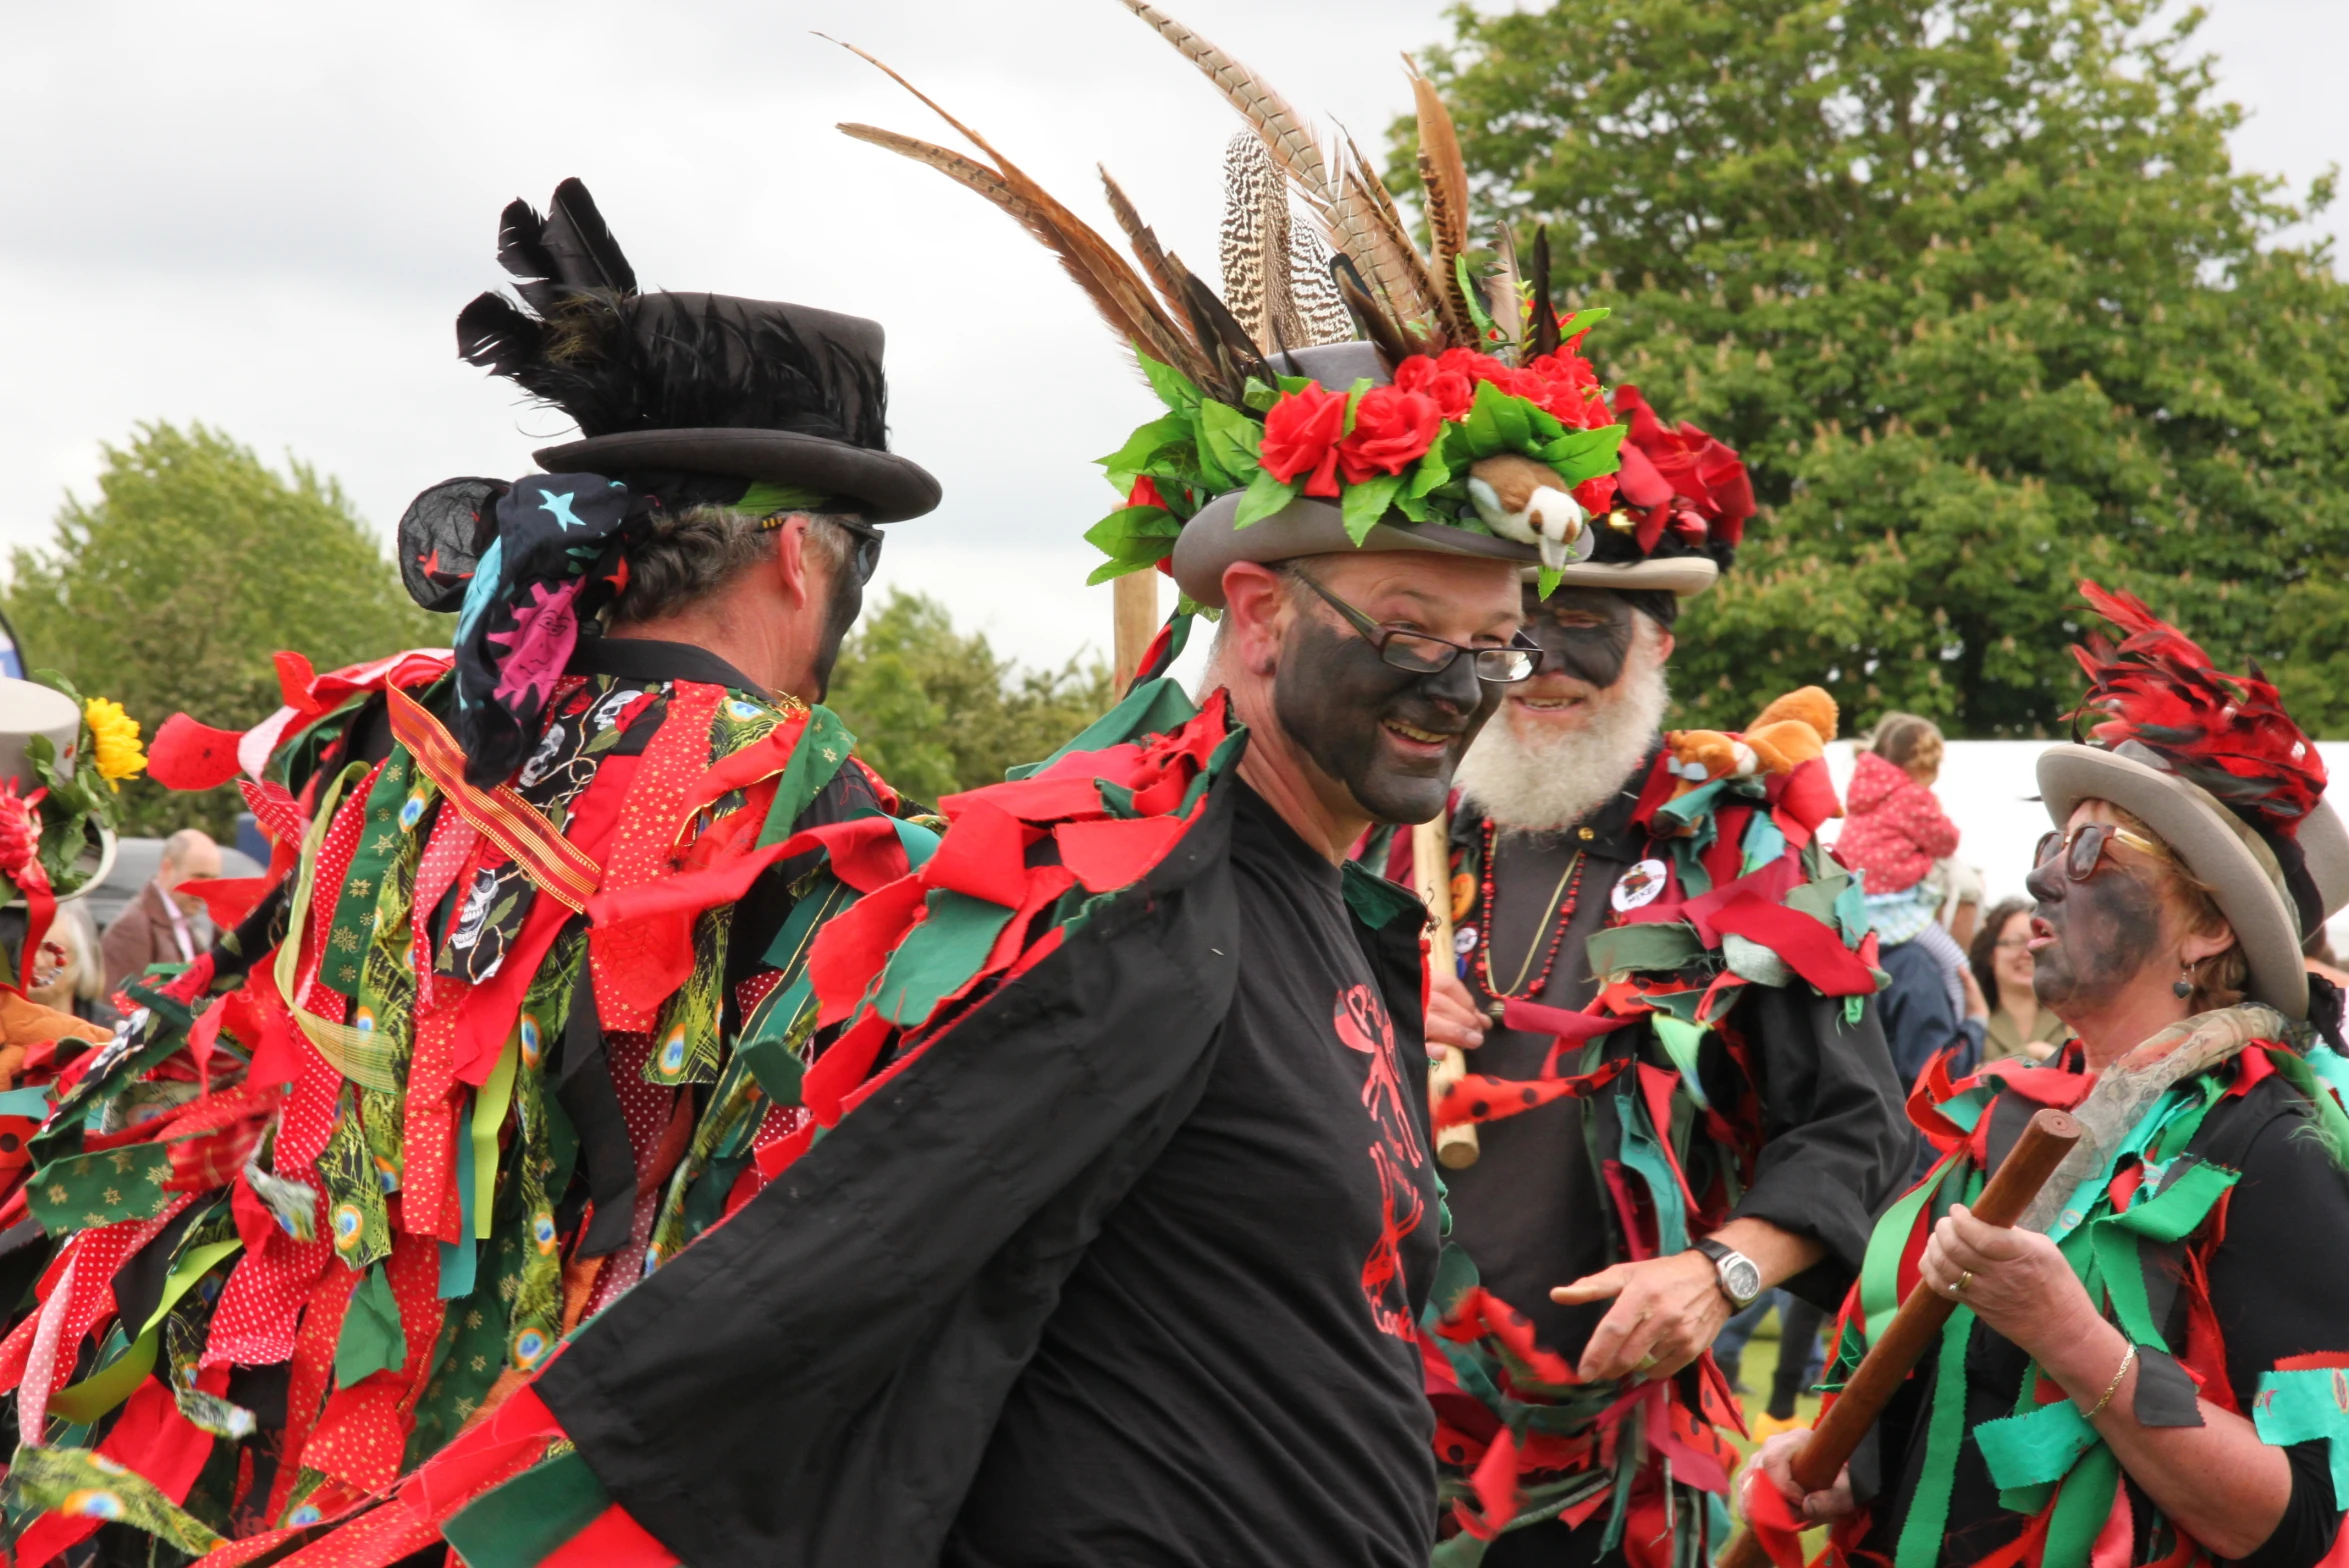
1722, 1256, 1763, 1304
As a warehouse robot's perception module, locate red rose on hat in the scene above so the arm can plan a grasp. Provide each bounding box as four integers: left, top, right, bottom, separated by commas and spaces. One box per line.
1260, 383, 1351, 498
1337, 386, 1443, 483
1393, 353, 1478, 422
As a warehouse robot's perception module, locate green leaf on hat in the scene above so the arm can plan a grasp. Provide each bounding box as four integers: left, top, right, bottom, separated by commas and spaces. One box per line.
1456, 255, 1499, 342
1339, 474, 1406, 545
1196, 399, 1263, 490
1232, 467, 1301, 529
1536, 423, 1627, 486
1536, 565, 1565, 599
1138, 353, 1204, 416
1097, 413, 1196, 490
1556, 307, 1611, 341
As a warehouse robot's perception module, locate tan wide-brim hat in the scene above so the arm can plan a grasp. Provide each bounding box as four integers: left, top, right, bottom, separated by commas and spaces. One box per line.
2038, 739, 2349, 1019
1549, 555, 1720, 596
1170, 341, 1546, 609
0, 679, 114, 906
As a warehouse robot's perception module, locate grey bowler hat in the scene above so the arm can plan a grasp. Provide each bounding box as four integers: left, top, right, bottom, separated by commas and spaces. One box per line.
1170, 342, 1548, 608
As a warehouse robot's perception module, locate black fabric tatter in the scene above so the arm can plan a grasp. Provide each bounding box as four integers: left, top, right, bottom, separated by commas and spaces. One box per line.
2132, 1347, 2204, 1427
567, 635, 765, 697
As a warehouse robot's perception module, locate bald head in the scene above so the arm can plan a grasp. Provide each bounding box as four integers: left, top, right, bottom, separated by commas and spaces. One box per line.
159, 830, 220, 907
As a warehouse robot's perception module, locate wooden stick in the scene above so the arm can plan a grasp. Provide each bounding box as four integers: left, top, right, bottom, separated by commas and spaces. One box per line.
1413, 814, 1480, 1169
1715, 1107, 2084, 1568
1112, 572, 1159, 695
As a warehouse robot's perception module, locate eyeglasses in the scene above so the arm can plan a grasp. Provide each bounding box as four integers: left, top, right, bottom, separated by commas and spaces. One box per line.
2033, 822, 2171, 883
1991, 937, 2033, 951
1291, 571, 1540, 684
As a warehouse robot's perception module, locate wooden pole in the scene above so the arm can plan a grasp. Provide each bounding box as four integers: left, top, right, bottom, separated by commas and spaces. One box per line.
1714, 1108, 2085, 1568
1414, 814, 1480, 1169
1112, 572, 1160, 695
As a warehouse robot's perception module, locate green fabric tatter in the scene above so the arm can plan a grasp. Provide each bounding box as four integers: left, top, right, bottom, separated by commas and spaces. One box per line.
317, 1103, 391, 1271
2253, 1367, 2349, 1499
645, 908, 730, 1087
2041, 1444, 2121, 1568
1976, 1397, 2100, 1492
319, 750, 416, 998
1893, 1303, 1978, 1568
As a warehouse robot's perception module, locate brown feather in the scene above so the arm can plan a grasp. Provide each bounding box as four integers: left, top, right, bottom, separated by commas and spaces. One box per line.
1099, 166, 1191, 326
1329, 253, 1418, 368
1487, 222, 1523, 354
1336, 134, 1448, 338
829, 37, 1217, 388
1529, 225, 1560, 357
1408, 63, 1479, 344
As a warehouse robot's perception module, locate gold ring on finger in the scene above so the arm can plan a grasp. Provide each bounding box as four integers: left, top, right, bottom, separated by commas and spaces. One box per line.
1636, 1352, 1660, 1372
1955, 1269, 1974, 1297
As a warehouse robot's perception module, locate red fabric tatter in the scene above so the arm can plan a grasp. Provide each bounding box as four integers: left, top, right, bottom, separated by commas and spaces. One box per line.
922, 797, 1029, 907
1708, 892, 1876, 996
671, 706, 811, 830
14, 1375, 218, 1568
266, 1260, 365, 1524
809, 877, 928, 1027
302, 1233, 445, 1496
590, 681, 727, 1032
1738, 1465, 1811, 1568
147, 713, 252, 792
541, 1504, 684, 1568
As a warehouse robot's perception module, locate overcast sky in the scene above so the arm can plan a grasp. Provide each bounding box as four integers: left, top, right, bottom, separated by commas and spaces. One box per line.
3, 0, 2341, 677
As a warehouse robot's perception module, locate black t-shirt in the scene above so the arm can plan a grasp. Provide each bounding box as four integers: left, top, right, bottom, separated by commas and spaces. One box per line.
944, 783, 1442, 1567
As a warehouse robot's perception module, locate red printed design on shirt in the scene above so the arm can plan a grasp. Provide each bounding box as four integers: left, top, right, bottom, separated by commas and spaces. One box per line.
1335, 984, 1427, 1339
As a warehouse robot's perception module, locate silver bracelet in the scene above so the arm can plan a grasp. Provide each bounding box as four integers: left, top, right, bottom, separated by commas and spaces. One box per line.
2084, 1340, 2137, 1420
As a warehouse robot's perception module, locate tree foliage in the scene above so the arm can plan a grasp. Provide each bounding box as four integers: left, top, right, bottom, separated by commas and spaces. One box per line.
1399, 0, 2349, 736
825, 589, 1116, 803
3, 422, 441, 836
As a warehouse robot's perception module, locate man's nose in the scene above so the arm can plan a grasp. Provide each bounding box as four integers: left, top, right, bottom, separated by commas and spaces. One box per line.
2024, 857, 2065, 903
1421, 655, 1482, 712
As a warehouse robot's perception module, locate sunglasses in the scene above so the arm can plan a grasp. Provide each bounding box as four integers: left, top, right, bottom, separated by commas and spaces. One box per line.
761, 512, 885, 586
1292, 571, 1541, 684
2033, 822, 2171, 883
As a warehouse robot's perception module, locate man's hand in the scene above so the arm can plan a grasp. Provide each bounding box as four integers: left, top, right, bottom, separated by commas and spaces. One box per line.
1551, 1250, 1733, 1382
1960, 966, 1990, 1022
1426, 964, 1485, 1063
1745, 1428, 1855, 1524
1917, 1203, 2096, 1365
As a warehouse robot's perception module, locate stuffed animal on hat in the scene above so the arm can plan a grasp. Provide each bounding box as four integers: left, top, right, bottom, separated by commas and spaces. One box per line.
1663, 686, 1840, 802
1468, 454, 1586, 569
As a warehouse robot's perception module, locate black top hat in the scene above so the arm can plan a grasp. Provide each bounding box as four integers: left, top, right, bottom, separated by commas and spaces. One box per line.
456, 179, 940, 523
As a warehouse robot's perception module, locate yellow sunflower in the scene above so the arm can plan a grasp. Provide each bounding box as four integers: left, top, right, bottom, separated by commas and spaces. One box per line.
83, 698, 145, 790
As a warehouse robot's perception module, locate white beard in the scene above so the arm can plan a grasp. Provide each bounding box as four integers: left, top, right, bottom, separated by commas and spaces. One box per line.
1454, 646, 1671, 833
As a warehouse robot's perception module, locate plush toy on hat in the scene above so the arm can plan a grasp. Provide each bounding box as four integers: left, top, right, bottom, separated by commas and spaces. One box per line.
1663, 686, 1840, 803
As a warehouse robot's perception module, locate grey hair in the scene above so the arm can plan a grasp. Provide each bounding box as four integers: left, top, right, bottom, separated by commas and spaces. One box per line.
608, 506, 860, 627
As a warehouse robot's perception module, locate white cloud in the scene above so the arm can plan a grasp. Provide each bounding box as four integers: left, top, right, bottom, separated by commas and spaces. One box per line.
3, 0, 2339, 674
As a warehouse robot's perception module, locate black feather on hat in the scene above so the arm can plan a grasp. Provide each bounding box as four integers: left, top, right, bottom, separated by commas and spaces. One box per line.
452, 178, 939, 523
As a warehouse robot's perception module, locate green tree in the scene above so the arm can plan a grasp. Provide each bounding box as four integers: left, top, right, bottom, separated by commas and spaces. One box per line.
3, 422, 441, 836
826, 590, 1116, 803
1399, 0, 2349, 736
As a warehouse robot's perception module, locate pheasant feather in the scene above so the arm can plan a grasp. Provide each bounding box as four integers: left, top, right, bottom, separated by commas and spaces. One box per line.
1098, 167, 1191, 326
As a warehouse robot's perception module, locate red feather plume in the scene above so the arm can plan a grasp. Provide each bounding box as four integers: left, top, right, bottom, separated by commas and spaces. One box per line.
2068, 581, 2325, 833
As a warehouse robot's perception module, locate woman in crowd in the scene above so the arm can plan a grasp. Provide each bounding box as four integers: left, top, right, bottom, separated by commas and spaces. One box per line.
1752, 586, 2349, 1568
1969, 895, 2070, 1063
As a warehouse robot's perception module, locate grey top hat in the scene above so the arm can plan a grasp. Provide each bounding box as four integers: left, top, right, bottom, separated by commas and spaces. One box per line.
1170, 343, 1560, 609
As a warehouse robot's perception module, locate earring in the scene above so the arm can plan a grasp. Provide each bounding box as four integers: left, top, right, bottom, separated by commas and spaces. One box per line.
2173, 962, 2194, 1001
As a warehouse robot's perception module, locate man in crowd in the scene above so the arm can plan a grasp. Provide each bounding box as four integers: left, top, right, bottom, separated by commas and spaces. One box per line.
1413, 393, 1914, 1563
99, 825, 220, 994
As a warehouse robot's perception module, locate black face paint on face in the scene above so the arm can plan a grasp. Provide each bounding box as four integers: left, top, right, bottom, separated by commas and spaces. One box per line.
1519, 587, 1640, 689
807, 551, 865, 703
1272, 603, 1503, 825
2026, 848, 2165, 1016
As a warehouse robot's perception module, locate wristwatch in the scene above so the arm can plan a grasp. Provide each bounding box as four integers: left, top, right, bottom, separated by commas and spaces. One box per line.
1691, 1238, 1763, 1309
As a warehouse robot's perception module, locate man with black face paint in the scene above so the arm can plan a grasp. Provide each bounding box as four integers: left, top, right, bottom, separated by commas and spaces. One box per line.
1381, 387, 1912, 1565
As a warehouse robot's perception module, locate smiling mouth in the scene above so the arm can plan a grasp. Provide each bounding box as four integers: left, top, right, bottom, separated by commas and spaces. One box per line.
1513, 695, 1586, 712
1383, 719, 1457, 750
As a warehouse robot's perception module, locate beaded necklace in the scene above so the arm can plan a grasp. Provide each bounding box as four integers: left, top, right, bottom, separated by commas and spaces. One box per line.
1474, 818, 1586, 1022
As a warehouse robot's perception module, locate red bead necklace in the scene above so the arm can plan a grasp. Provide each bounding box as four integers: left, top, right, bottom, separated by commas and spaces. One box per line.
1473, 818, 1586, 1022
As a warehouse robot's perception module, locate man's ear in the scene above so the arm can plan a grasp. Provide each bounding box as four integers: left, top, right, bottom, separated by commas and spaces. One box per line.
770, 516, 815, 611
1220, 563, 1289, 677
1654, 628, 1677, 663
